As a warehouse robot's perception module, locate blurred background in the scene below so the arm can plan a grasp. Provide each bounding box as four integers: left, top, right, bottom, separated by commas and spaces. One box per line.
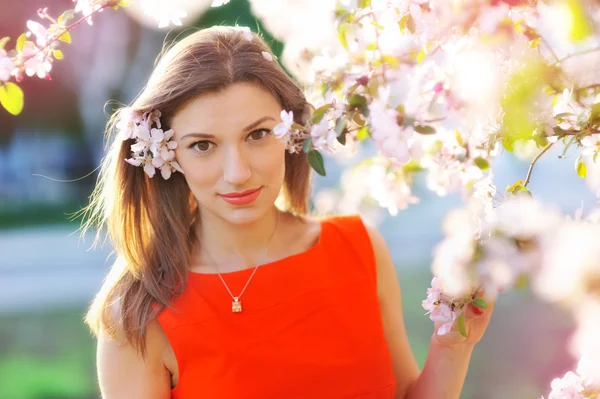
0, 1, 597, 398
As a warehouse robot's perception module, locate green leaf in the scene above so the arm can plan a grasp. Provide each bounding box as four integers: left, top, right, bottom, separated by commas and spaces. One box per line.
533, 132, 549, 148
357, 126, 369, 140
348, 94, 367, 108
402, 159, 424, 172
472, 298, 488, 309
457, 313, 467, 338
381, 55, 399, 68
59, 31, 72, 44
0, 37, 9, 50
302, 138, 311, 153
474, 157, 490, 170
338, 23, 349, 51
16, 33, 27, 51
515, 274, 529, 289
53, 50, 64, 60
58, 10, 75, 26
366, 43, 378, 51
506, 179, 526, 194
0, 82, 25, 115
589, 103, 600, 124
352, 112, 365, 127
502, 137, 514, 152
398, 13, 416, 34
416, 47, 427, 63
308, 150, 326, 176
454, 129, 464, 146
413, 124, 436, 135
335, 115, 347, 136
566, 0, 592, 42
552, 126, 566, 137
311, 103, 332, 124
576, 156, 587, 178
358, 0, 371, 8
555, 112, 575, 119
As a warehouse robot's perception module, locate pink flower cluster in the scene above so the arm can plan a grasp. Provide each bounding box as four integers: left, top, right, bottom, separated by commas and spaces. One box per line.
541, 371, 597, 399
421, 277, 479, 336
120, 109, 184, 180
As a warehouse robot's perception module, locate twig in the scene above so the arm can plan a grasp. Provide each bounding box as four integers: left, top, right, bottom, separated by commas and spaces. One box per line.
524, 142, 554, 187
13, 2, 117, 70
554, 46, 600, 65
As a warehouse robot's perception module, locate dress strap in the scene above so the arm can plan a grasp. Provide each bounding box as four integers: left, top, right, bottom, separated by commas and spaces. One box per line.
324, 214, 377, 285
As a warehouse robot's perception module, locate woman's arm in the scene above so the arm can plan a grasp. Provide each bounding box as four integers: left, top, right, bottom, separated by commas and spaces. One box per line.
365, 223, 483, 399
97, 319, 172, 399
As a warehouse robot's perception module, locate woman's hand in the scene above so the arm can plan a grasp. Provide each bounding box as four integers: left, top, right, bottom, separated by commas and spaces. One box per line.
433, 289, 497, 348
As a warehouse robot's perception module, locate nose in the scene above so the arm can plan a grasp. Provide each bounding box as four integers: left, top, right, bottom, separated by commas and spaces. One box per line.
222, 146, 251, 187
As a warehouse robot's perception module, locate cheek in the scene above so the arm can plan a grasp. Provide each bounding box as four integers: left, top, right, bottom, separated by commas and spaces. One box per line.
256, 146, 286, 179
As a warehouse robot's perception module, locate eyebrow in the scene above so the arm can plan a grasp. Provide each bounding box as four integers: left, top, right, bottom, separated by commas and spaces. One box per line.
180, 116, 276, 140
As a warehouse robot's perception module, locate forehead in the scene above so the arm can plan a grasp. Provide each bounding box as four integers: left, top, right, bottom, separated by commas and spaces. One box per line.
171, 82, 281, 137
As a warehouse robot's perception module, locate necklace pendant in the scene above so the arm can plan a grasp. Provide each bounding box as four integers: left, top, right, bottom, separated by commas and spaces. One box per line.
232, 297, 242, 313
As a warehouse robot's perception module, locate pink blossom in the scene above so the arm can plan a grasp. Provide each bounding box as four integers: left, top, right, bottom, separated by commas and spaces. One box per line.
20, 42, 52, 79
125, 153, 156, 178
310, 117, 337, 152
26, 20, 49, 47
117, 109, 143, 141
73, 0, 103, 25
235, 26, 253, 41
547, 371, 586, 399
0, 50, 15, 82
273, 110, 294, 138
429, 303, 459, 336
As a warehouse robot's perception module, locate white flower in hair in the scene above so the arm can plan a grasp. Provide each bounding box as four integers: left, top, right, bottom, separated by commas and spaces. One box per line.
118, 109, 142, 141
123, 108, 184, 179
211, 0, 232, 7
273, 110, 294, 138
235, 26, 253, 41
126, 152, 158, 178
130, 125, 153, 154
262, 51, 275, 61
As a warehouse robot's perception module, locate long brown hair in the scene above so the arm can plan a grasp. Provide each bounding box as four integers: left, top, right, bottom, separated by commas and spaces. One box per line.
82, 26, 313, 354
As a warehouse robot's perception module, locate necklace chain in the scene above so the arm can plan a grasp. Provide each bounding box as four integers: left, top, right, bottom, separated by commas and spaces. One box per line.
203, 212, 279, 312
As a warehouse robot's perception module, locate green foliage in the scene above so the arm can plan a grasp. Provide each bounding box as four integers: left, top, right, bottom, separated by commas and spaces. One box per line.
472, 298, 488, 309
0, 82, 24, 115
457, 313, 468, 337
576, 155, 587, 178
474, 157, 490, 171
413, 124, 436, 135
308, 150, 326, 176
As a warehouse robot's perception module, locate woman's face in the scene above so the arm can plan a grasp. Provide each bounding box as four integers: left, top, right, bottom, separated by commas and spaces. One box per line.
171, 82, 287, 225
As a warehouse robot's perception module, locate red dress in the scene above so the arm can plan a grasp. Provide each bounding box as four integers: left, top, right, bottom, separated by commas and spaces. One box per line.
157, 214, 397, 398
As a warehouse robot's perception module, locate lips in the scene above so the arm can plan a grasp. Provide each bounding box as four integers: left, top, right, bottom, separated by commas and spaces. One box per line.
219, 187, 262, 206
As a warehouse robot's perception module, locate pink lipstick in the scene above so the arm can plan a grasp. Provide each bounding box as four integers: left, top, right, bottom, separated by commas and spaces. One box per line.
219, 187, 262, 206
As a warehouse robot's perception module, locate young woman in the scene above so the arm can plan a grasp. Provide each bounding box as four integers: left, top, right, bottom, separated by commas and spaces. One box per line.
84, 26, 495, 399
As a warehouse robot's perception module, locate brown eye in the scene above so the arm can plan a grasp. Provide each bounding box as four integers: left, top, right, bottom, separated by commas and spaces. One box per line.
192, 141, 213, 152
249, 129, 270, 141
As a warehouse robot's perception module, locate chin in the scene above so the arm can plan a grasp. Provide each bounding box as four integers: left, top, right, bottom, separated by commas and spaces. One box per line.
219, 208, 268, 226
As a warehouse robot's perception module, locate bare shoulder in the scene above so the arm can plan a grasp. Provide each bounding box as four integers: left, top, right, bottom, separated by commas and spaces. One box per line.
282, 212, 322, 247
97, 317, 172, 399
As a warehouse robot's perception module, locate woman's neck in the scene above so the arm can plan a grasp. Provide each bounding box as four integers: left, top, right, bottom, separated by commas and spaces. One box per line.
195, 207, 282, 271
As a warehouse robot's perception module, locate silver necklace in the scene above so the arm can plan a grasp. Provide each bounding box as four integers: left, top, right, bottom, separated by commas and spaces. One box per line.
204, 212, 279, 313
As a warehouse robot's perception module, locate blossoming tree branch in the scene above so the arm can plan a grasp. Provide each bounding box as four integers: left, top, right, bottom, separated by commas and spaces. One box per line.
3, 0, 600, 397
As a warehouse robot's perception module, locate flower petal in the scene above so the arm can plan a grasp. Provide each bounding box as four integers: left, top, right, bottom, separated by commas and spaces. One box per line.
144, 164, 156, 178
161, 167, 172, 180
125, 157, 141, 167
